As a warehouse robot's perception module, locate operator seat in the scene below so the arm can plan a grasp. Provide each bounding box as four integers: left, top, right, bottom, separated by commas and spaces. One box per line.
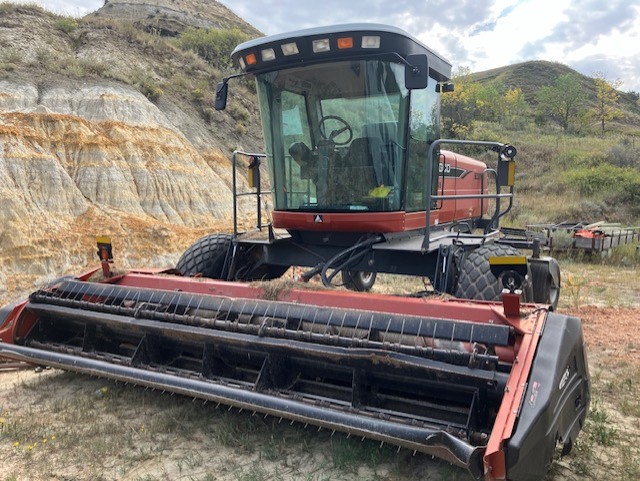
364, 121, 399, 187
327, 137, 379, 204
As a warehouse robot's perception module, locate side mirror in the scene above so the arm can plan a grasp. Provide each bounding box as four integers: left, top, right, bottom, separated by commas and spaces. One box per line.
436, 83, 455, 93
405, 54, 428, 90
214, 81, 228, 111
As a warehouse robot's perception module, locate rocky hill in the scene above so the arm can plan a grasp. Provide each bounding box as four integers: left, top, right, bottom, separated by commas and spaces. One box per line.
0, 2, 264, 301
90, 0, 261, 37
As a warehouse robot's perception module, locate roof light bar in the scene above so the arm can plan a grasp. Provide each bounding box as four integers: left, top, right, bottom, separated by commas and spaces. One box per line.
245, 53, 257, 66
261, 48, 276, 61
361, 35, 381, 48
281, 42, 299, 56
312, 38, 331, 53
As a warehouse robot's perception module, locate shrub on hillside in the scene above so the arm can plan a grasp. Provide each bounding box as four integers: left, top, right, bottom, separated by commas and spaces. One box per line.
55, 18, 78, 34
0, 47, 22, 65
621, 182, 640, 217
566, 164, 640, 197
178, 28, 249, 70
136, 76, 163, 102
226, 101, 249, 122
78, 59, 109, 76
558, 149, 607, 168
607, 142, 639, 168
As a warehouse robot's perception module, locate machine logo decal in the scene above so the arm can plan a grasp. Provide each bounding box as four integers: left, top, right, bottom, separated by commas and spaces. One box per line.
439, 163, 468, 178
314, 215, 323, 223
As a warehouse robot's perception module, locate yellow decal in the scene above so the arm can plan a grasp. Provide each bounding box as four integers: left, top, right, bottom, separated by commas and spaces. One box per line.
489, 255, 527, 265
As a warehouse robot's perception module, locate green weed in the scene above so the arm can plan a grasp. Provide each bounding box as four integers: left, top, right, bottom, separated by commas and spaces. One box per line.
589, 400, 617, 446
54, 18, 78, 34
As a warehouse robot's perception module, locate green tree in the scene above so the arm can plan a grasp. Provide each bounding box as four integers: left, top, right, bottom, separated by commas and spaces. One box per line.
592, 72, 623, 134
535, 73, 586, 131
474, 82, 504, 121
441, 67, 483, 137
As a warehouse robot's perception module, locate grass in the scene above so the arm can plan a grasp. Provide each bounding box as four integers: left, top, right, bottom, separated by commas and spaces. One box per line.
565, 362, 640, 481
0, 369, 457, 480
556, 254, 640, 309
472, 121, 640, 226
588, 400, 618, 446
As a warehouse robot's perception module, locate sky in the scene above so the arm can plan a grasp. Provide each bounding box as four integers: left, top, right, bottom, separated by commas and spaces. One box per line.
21, 0, 640, 92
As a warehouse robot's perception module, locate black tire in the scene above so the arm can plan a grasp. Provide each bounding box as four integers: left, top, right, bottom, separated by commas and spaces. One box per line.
176, 233, 233, 279
455, 244, 523, 301
341, 270, 377, 292
530, 258, 561, 310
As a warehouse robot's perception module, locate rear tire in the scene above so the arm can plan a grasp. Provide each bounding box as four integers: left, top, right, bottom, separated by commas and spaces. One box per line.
176, 233, 233, 279
455, 244, 522, 301
341, 270, 377, 292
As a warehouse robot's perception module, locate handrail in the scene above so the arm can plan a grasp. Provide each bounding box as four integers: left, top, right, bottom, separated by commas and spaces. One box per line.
422, 139, 514, 252
231, 151, 270, 236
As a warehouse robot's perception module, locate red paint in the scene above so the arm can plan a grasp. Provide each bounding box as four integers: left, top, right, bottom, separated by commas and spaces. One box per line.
483, 310, 545, 480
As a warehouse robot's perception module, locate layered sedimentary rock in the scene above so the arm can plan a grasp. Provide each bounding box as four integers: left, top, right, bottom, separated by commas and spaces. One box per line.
0, 80, 241, 300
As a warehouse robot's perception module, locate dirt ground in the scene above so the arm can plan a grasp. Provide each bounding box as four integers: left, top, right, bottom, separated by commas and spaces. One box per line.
1, 268, 639, 481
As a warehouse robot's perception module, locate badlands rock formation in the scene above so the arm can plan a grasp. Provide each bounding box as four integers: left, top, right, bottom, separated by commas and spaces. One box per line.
0, 80, 239, 301
90, 0, 261, 37
0, 3, 264, 301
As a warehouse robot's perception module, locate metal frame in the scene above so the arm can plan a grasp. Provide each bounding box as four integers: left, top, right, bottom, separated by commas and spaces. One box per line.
232, 151, 270, 236
423, 139, 514, 251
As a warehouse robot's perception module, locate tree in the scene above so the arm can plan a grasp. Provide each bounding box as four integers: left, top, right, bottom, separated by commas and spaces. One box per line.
503, 87, 529, 129
441, 67, 504, 138
535, 73, 586, 131
592, 72, 623, 134
441, 67, 484, 137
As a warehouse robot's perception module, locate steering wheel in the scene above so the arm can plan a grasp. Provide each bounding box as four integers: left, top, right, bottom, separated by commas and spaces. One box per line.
319, 115, 353, 145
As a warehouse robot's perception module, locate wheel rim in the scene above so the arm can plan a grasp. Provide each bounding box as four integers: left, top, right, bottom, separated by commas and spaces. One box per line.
359, 272, 375, 284
548, 275, 560, 309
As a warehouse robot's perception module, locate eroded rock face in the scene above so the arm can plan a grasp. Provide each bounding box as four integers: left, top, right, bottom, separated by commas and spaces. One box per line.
0, 2, 266, 301
0, 79, 238, 298
91, 0, 261, 37
0, 80, 234, 224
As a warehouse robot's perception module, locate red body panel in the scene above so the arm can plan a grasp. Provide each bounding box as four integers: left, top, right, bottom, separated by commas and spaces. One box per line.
272, 150, 489, 233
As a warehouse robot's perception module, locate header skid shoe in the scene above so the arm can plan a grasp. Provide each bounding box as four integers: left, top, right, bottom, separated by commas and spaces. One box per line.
0, 271, 589, 481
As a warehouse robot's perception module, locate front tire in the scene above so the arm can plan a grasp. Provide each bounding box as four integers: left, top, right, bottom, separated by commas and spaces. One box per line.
341, 270, 377, 292
176, 233, 233, 279
455, 244, 523, 301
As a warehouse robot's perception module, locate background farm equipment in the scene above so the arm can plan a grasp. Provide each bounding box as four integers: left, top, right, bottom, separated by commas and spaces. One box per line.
503, 222, 640, 255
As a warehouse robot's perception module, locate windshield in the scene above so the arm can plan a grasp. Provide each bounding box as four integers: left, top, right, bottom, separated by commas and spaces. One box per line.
256, 59, 410, 212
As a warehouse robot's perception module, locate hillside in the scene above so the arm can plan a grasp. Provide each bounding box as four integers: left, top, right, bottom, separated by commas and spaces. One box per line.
471, 60, 640, 130
452, 61, 640, 226
89, 0, 262, 37
0, 1, 264, 301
